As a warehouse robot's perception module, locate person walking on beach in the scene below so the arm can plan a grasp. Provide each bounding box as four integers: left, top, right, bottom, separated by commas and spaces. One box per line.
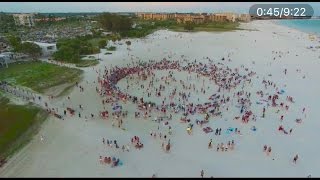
208, 139, 213, 149
293, 154, 299, 164
263, 145, 267, 152
99, 156, 103, 164
267, 146, 272, 155
201, 170, 204, 178
40, 135, 44, 142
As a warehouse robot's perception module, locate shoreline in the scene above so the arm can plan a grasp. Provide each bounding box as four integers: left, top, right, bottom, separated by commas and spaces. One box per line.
270, 19, 320, 37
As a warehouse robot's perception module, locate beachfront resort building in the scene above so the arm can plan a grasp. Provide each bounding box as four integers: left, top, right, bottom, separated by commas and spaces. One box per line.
210, 14, 228, 22
214, 12, 237, 22
137, 13, 175, 21
0, 54, 10, 68
13, 13, 35, 27
137, 12, 248, 24
237, 14, 251, 22
34, 17, 66, 23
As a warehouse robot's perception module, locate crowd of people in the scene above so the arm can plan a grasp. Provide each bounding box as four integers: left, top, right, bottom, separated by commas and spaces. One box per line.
0, 49, 307, 176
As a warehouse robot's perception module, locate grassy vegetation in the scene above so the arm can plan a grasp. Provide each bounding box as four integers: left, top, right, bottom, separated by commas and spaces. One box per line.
105, 52, 112, 55
120, 19, 176, 38
75, 60, 99, 67
107, 46, 116, 51
0, 95, 49, 161
168, 21, 243, 32
120, 20, 242, 38
0, 61, 83, 93
88, 37, 106, 47
54, 36, 101, 64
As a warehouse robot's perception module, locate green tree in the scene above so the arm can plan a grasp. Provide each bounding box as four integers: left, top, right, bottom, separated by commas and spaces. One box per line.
54, 36, 100, 63
53, 45, 80, 63
0, 13, 16, 33
7, 35, 22, 52
98, 39, 107, 49
20, 42, 42, 60
116, 36, 121, 41
111, 36, 117, 43
97, 13, 133, 33
184, 21, 195, 31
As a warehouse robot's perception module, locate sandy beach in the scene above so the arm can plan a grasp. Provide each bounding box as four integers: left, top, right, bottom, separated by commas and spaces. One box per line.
1, 20, 320, 177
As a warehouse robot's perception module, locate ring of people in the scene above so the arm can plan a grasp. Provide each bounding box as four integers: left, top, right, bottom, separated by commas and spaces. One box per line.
0, 30, 311, 177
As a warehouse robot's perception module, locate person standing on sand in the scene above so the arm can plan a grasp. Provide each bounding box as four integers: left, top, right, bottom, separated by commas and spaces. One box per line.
99, 156, 103, 164
208, 139, 212, 149
293, 154, 299, 163
40, 135, 44, 142
201, 170, 204, 178
267, 146, 272, 155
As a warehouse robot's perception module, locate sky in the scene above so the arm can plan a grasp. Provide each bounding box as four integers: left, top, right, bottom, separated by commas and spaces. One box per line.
0, 2, 319, 15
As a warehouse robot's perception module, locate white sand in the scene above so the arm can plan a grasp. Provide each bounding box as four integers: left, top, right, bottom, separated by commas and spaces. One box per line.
1, 20, 320, 177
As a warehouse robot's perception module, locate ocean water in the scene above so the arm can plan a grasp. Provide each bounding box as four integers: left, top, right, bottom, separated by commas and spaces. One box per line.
277, 19, 320, 35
